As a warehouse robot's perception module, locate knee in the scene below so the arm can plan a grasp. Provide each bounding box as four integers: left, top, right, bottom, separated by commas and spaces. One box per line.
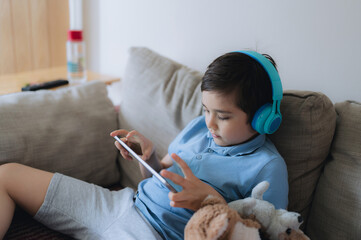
0, 163, 23, 183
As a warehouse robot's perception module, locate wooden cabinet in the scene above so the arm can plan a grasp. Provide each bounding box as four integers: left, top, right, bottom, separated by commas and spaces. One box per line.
0, 0, 69, 74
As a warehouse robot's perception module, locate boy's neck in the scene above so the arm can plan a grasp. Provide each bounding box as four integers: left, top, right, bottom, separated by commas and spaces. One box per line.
231, 133, 260, 146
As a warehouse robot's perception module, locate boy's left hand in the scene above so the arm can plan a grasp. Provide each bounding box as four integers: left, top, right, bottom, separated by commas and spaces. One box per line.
160, 153, 226, 211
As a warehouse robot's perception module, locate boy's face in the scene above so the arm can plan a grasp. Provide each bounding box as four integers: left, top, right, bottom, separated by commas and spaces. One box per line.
202, 91, 257, 146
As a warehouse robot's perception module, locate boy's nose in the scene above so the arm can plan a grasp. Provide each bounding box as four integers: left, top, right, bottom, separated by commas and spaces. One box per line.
207, 116, 217, 130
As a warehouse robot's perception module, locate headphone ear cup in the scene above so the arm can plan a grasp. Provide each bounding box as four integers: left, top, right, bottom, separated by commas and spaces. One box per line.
252, 103, 272, 134
265, 112, 282, 134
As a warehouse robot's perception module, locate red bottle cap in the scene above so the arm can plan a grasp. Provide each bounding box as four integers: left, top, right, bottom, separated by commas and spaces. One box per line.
68, 30, 83, 41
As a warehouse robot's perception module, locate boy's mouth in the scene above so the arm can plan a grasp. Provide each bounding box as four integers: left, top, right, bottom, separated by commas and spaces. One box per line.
211, 133, 220, 138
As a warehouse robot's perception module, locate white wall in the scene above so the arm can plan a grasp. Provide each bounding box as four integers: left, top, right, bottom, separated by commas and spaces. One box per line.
84, 0, 361, 103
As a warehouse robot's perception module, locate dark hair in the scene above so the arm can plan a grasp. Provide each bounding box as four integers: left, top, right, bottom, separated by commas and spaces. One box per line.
201, 52, 277, 123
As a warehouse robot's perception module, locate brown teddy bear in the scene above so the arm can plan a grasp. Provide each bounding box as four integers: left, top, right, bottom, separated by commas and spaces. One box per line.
278, 229, 310, 240
184, 195, 261, 240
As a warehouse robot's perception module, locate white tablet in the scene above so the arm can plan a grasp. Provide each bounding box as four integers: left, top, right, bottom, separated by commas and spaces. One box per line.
114, 136, 177, 193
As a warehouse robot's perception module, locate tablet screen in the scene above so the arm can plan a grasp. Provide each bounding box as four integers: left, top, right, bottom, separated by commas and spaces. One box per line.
114, 136, 177, 193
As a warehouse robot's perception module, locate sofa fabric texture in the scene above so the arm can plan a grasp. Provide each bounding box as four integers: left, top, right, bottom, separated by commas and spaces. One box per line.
116, 47, 357, 240
268, 91, 336, 228
3, 47, 360, 240
306, 101, 361, 239
116, 48, 338, 229
117, 47, 203, 189
0, 81, 120, 187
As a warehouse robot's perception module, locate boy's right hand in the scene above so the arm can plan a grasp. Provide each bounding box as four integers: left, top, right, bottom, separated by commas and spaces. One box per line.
161, 153, 226, 211
110, 130, 155, 162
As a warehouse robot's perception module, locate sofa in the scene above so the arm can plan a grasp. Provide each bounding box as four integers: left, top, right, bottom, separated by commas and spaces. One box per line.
1, 47, 360, 240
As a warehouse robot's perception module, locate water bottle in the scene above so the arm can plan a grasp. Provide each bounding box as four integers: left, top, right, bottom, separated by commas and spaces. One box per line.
67, 30, 86, 83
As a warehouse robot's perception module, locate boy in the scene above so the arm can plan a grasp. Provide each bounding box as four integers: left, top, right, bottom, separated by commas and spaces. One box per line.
0, 51, 288, 240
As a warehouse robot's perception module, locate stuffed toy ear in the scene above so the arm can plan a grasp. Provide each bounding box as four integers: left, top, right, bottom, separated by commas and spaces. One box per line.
185, 211, 230, 240
208, 213, 229, 240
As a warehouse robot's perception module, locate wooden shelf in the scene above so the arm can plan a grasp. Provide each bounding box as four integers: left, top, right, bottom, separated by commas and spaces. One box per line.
0, 66, 120, 95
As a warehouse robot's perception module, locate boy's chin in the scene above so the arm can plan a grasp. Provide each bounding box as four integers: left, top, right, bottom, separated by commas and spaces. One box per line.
213, 138, 227, 147
213, 136, 239, 147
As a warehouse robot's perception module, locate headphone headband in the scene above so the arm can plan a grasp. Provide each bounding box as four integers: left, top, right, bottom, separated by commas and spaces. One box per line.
238, 51, 283, 101
235, 50, 283, 134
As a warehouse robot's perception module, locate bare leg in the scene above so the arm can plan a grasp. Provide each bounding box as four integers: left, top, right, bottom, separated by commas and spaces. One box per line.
0, 163, 53, 238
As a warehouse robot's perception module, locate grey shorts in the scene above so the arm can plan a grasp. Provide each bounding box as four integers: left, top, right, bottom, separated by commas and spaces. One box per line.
34, 173, 163, 240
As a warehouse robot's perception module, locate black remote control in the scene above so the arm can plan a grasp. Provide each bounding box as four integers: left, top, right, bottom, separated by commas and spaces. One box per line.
21, 79, 69, 91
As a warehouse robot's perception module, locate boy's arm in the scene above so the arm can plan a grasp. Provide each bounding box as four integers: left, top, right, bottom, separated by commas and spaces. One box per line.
254, 159, 288, 209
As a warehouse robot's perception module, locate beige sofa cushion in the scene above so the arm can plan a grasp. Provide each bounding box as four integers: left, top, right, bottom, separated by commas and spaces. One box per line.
0, 81, 120, 186
269, 91, 336, 228
306, 101, 361, 240
117, 47, 203, 188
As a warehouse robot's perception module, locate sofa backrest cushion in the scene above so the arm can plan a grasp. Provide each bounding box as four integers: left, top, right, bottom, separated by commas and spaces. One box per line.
268, 90, 336, 228
117, 47, 203, 188
306, 101, 361, 240
0, 81, 120, 186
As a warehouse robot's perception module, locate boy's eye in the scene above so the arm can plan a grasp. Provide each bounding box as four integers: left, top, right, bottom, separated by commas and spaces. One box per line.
218, 115, 230, 120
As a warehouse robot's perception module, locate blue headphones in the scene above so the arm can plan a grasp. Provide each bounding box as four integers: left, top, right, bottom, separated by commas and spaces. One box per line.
237, 51, 283, 134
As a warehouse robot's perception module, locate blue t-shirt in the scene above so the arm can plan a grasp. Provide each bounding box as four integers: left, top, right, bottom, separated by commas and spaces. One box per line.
135, 116, 288, 240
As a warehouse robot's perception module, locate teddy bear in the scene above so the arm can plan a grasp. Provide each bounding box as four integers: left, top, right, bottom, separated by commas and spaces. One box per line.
278, 229, 310, 240
228, 181, 307, 240
184, 195, 262, 240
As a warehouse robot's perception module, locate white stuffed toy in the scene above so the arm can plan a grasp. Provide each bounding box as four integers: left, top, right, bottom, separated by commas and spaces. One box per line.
228, 181, 305, 240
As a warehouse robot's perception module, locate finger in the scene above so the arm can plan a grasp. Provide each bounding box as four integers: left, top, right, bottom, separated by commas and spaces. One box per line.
127, 131, 154, 160
168, 191, 188, 202
115, 137, 133, 150
111, 130, 140, 155
167, 192, 185, 207
126, 131, 144, 154
126, 130, 139, 139
126, 130, 146, 143
160, 170, 187, 187
110, 129, 129, 137
114, 141, 122, 150
171, 153, 194, 178
141, 147, 154, 161
170, 200, 188, 208
115, 141, 132, 161
114, 141, 127, 151
169, 199, 196, 210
